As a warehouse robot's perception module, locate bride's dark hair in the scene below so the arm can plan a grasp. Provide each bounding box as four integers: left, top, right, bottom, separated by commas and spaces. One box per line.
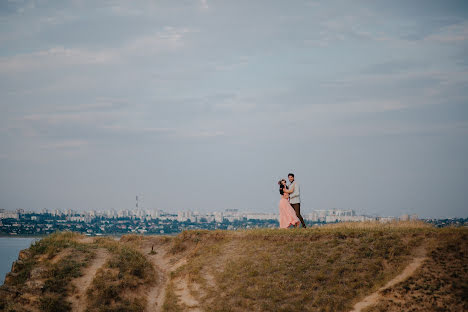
278, 179, 288, 195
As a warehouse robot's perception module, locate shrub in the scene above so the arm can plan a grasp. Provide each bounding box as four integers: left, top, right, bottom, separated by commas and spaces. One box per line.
39, 294, 71, 312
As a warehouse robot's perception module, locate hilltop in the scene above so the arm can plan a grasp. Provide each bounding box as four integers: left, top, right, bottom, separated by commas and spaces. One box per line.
0, 222, 466, 312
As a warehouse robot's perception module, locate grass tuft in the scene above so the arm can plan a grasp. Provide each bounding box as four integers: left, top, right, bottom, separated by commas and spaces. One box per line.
86, 236, 155, 312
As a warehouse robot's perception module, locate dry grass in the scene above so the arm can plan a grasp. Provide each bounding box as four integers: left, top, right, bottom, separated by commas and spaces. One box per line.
166, 223, 432, 312
162, 281, 184, 312
0, 232, 96, 312
365, 228, 468, 312
324, 220, 432, 229
85, 237, 156, 312
1, 223, 466, 312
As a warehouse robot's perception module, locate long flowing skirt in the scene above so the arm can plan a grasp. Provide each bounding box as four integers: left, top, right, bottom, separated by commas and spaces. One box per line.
279, 198, 300, 228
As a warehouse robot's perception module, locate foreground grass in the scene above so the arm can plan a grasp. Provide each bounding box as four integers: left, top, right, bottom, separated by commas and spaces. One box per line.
1, 222, 466, 312
162, 280, 184, 312
85, 236, 156, 312
168, 222, 434, 312
365, 228, 468, 311
0, 232, 96, 312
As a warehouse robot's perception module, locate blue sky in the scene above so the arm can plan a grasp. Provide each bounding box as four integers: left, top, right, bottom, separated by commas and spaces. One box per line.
1, 0, 467, 218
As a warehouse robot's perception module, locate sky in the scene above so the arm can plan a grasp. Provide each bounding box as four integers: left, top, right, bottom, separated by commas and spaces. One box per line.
1, 0, 467, 218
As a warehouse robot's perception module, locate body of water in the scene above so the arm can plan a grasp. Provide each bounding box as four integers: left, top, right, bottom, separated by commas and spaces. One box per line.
0, 237, 39, 285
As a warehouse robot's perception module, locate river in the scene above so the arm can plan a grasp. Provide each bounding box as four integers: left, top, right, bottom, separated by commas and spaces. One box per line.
0, 237, 39, 285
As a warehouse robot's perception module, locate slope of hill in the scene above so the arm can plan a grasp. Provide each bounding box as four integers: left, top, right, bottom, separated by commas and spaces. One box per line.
0, 222, 466, 312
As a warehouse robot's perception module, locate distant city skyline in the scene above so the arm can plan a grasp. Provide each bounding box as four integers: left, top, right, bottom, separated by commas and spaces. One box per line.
1, 206, 465, 238
0, 206, 421, 224
0, 206, 418, 226
1, 1, 467, 219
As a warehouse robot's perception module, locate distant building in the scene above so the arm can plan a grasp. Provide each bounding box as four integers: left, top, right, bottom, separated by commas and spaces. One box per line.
213, 211, 224, 223
177, 211, 193, 222
306, 209, 368, 222
224, 209, 243, 222
245, 213, 278, 220
400, 214, 409, 221
378, 216, 396, 223
0, 211, 19, 220
151, 209, 161, 219
67, 216, 85, 222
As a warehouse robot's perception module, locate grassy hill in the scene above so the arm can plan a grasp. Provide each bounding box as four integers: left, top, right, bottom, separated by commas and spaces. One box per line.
0, 222, 466, 312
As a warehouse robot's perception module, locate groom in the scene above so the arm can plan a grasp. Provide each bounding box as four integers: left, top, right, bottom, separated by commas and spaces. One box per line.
286, 173, 307, 228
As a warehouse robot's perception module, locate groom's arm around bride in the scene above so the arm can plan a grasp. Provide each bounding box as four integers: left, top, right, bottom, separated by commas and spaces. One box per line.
284, 173, 307, 228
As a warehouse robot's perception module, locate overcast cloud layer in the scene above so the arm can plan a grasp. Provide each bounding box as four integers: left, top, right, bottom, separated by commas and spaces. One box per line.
1, 0, 467, 218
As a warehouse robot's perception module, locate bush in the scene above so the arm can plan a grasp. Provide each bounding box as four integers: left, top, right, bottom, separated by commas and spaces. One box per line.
39, 294, 71, 312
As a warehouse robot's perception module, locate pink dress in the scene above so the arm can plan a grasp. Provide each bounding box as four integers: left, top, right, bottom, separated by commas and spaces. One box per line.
279, 197, 300, 228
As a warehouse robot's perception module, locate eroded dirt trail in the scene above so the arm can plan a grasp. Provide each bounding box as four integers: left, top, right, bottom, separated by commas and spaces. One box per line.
173, 276, 202, 312
142, 242, 191, 312
144, 245, 170, 312
350, 246, 427, 312
69, 248, 110, 312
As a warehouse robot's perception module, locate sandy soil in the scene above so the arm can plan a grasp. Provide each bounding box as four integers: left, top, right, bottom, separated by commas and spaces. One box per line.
69, 248, 110, 312
142, 240, 199, 312
350, 245, 427, 312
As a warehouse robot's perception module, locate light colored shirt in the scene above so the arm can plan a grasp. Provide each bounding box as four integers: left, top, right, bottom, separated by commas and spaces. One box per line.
289, 181, 300, 204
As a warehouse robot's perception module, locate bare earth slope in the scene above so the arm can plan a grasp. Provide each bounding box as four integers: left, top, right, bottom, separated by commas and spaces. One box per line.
364, 229, 468, 312
68, 248, 110, 312
1, 222, 466, 312
351, 245, 427, 312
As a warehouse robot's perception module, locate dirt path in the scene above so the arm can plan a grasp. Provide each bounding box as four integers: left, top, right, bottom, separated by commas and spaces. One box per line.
69, 248, 110, 312
173, 276, 202, 312
145, 246, 170, 312
350, 246, 427, 312
143, 242, 201, 312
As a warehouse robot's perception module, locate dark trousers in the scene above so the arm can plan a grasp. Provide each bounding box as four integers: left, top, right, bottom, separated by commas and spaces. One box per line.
291, 203, 306, 228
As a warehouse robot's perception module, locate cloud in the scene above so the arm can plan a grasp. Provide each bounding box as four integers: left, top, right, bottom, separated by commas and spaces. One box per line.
124, 27, 194, 56
13, 99, 229, 144
40, 139, 89, 150
20, 110, 125, 125
0, 26, 193, 74
200, 0, 209, 10
313, 11, 388, 43
424, 21, 468, 43
109, 5, 145, 17
0, 46, 117, 73
361, 59, 427, 75
11, 100, 134, 140
211, 56, 249, 72
100, 125, 176, 135
55, 98, 129, 113
181, 130, 225, 138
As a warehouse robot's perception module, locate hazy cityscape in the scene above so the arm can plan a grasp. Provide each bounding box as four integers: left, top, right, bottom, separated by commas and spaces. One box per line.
1, 207, 465, 236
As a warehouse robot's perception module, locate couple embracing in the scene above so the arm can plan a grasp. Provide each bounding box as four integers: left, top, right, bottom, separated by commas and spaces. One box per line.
278, 173, 307, 229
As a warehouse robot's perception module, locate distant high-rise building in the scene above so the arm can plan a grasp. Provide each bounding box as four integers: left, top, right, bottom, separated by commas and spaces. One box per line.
213, 211, 224, 222
177, 211, 193, 222
400, 214, 409, 221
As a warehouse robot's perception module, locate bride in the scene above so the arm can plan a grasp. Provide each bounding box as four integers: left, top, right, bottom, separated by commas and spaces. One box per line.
278, 179, 300, 228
